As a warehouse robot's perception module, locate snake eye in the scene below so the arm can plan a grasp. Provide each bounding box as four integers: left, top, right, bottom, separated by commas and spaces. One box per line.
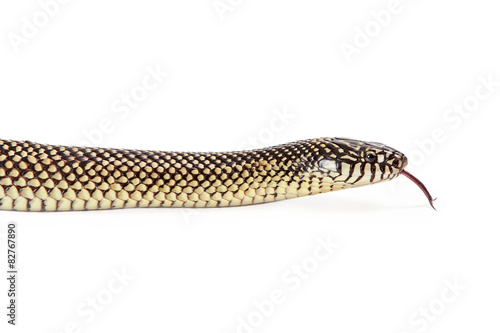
366, 152, 377, 163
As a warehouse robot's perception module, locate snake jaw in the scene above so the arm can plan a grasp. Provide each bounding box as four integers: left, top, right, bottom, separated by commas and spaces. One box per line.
400, 170, 436, 210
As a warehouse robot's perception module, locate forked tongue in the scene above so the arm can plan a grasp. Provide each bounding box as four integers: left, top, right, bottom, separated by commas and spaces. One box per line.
400, 170, 436, 210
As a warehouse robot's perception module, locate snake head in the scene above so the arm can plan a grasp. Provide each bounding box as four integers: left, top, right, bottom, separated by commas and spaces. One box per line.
312, 137, 408, 188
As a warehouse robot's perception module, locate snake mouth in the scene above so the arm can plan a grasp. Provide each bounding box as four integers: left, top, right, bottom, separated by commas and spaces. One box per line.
400, 170, 436, 210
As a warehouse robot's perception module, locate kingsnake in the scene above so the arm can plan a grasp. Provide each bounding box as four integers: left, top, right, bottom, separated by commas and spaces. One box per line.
0, 137, 434, 212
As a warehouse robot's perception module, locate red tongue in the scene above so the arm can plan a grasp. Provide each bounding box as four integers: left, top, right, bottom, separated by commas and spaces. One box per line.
400, 170, 436, 210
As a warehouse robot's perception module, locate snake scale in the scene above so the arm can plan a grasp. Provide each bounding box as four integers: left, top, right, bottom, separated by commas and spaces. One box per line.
0, 137, 434, 212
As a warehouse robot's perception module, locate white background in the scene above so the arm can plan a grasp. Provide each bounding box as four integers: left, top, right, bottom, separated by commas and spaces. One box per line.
1, 0, 499, 332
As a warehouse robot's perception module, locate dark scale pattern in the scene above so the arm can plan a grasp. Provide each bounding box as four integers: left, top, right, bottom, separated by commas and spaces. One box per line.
0, 138, 407, 211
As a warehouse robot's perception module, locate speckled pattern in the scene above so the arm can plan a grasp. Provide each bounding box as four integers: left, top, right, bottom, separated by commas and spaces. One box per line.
0, 138, 407, 211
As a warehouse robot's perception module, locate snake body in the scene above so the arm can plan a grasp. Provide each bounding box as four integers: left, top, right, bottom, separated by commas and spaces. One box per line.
0, 137, 408, 212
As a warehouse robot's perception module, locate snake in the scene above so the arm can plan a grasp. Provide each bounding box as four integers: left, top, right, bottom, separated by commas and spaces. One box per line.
0, 137, 435, 212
